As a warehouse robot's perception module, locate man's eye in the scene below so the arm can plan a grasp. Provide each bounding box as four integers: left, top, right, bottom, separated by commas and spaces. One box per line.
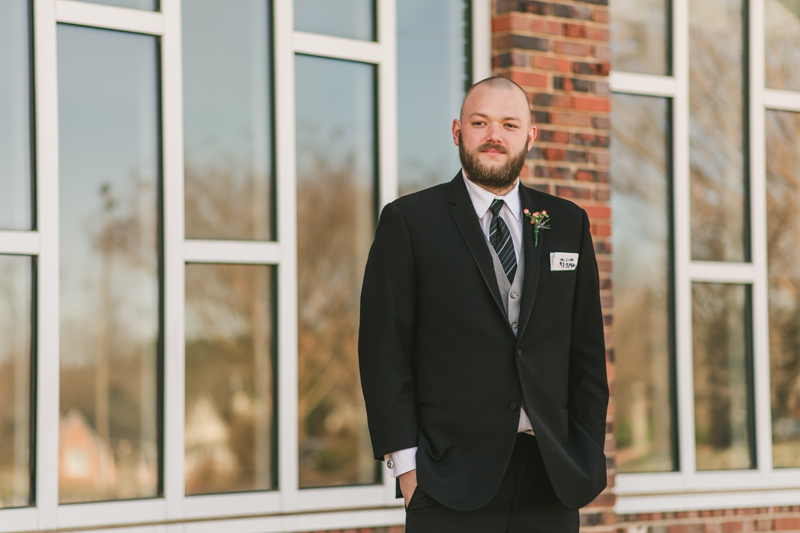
473, 121, 485, 126
506, 124, 518, 129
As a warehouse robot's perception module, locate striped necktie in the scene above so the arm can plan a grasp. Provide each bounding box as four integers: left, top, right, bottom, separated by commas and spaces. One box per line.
489, 199, 517, 284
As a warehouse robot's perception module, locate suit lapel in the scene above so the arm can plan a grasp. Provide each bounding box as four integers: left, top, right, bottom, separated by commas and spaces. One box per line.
516, 184, 543, 342
448, 173, 506, 319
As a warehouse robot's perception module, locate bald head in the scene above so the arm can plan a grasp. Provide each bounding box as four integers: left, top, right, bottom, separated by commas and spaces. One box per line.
459, 77, 531, 126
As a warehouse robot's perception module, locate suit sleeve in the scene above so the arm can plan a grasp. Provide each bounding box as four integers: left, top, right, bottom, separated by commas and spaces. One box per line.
358, 202, 419, 460
568, 209, 609, 448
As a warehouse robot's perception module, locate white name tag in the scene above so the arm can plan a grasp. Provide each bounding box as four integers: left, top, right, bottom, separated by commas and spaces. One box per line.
550, 252, 579, 271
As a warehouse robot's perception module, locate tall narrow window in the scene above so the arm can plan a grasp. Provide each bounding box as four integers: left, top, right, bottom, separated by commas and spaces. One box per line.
0, 255, 33, 508
766, 109, 800, 468
57, 25, 160, 503
689, 0, 748, 262
611, 94, 676, 472
296, 55, 379, 488
185, 264, 276, 494
397, 0, 470, 195
0, 0, 33, 231
183, 0, 274, 241
692, 283, 755, 470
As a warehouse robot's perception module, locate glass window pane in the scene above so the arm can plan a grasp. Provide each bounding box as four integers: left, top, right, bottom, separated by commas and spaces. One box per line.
692, 283, 754, 471
294, 0, 375, 41
79, 0, 157, 10
0, 0, 33, 231
689, 0, 748, 262
610, 0, 669, 75
57, 25, 160, 503
398, 0, 470, 196
183, 0, 274, 241
296, 55, 379, 488
0, 255, 32, 509
185, 264, 276, 494
611, 94, 676, 472
766, 0, 800, 91
766, 110, 800, 468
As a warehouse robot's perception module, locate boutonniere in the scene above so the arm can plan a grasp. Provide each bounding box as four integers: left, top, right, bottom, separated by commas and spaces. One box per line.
523, 209, 550, 247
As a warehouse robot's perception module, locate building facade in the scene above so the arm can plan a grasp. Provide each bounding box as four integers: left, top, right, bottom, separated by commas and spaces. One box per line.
0, 0, 799, 532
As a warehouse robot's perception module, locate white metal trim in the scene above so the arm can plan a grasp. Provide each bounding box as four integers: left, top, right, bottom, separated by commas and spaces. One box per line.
471, 0, 491, 81
182, 491, 281, 520
377, 0, 398, 210
688, 261, 755, 283
160, 0, 186, 522
616, 488, 800, 514
617, 468, 800, 495
293, 31, 382, 64
57, 500, 167, 529
33, 0, 61, 528
184, 240, 281, 265
672, 0, 697, 478
0, 508, 38, 533
273, 0, 301, 511
293, 485, 395, 512
609, 71, 677, 97
764, 88, 800, 111
0, 231, 40, 255
55, 0, 163, 35
749, 0, 773, 475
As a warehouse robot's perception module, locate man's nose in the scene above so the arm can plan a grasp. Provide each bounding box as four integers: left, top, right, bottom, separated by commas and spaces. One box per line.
485, 122, 503, 143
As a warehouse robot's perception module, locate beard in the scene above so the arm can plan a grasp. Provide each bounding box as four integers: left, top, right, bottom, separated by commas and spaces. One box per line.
459, 132, 528, 190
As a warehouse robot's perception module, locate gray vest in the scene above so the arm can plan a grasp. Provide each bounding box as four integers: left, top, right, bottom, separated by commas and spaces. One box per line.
484, 228, 524, 337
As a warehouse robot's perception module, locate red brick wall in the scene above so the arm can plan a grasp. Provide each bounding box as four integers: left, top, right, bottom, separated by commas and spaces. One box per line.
491, 0, 615, 531
617, 506, 800, 532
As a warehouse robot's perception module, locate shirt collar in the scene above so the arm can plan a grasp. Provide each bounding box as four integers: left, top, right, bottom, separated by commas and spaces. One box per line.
461, 169, 521, 221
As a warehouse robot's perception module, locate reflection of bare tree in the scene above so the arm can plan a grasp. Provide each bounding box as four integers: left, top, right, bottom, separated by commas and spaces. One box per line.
689, 0, 747, 262
59, 174, 159, 503
765, 0, 800, 92
611, 94, 674, 472
0, 256, 31, 508
610, 0, 669, 74
296, 150, 377, 487
766, 110, 800, 467
692, 284, 751, 470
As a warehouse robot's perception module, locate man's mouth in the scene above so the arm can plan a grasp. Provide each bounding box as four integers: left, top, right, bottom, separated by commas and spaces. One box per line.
479, 144, 507, 155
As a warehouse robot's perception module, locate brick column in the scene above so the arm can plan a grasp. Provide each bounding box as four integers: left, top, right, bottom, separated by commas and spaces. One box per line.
491, 1, 615, 531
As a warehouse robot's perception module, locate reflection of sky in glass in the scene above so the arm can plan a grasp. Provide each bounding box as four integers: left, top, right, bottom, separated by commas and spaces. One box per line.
689, 0, 747, 262
610, 0, 669, 75
766, 0, 800, 91
80, 0, 157, 10
0, 255, 32, 509
692, 283, 753, 471
57, 25, 159, 503
294, 0, 374, 41
183, 0, 273, 240
295, 55, 378, 488
611, 94, 675, 473
398, 0, 469, 195
0, 0, 32, 230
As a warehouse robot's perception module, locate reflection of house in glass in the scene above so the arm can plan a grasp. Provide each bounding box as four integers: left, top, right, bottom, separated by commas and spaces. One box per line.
59, 410, 117, 498
184, 395, 238, 493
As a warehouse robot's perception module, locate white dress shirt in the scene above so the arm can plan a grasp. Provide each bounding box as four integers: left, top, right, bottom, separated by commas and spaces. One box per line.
384, 171, 535, 478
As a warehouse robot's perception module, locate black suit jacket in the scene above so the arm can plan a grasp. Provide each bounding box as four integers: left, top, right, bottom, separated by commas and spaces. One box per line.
358, 172, 608, 511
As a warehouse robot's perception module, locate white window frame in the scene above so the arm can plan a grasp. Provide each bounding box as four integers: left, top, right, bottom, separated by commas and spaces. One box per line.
0, 0, 490, 531
610, 0, 800, 515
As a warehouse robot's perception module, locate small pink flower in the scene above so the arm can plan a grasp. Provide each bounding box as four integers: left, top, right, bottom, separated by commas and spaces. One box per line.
542, 210, 547, 215
523, 209, 529, 214
533, 211, 540, 216
530, 220, 535, 224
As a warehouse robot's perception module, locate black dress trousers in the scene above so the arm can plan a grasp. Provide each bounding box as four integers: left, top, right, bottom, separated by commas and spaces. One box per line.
404, 434, 579, 533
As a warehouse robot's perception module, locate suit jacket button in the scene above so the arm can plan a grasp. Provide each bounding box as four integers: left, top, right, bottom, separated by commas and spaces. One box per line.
509, 402, 517, 411
516, 349, 522, 357
510, 291, 518, 299
386, 459, 394, 469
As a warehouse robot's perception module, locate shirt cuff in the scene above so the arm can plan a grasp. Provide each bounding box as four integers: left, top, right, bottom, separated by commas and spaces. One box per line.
384, 447, 417, 478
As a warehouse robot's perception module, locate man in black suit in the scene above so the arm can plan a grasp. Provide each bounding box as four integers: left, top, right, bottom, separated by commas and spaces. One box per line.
358, 77, 608, 532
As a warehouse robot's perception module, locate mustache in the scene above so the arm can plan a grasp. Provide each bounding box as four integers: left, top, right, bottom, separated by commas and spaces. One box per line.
478, 143, 507, 154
